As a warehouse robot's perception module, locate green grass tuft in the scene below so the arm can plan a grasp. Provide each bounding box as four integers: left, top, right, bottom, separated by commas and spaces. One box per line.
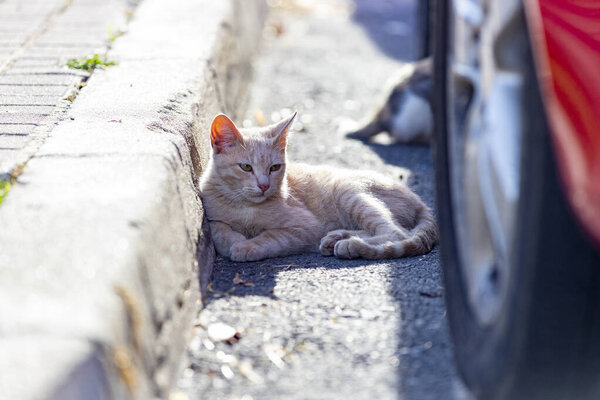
0, 163, 25, 205
66, 54, 116, 71
0, 179, 12, 205
107, 24, 124, 43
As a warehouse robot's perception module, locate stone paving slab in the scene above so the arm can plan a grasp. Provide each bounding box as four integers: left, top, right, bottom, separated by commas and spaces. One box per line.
0, 135, 31, 149
0, 95, 59, 105
0, 74, 77, 85
0, 84, 69, 95
0, 126, 35, 134
0, 113, 49, 124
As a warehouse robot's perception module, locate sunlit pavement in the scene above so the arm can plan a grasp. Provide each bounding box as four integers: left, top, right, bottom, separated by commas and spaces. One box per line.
177, 1, 473, 399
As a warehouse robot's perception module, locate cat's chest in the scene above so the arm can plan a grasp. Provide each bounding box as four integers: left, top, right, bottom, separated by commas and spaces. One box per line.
209, 201, 279, 237
231, 207, 263, 230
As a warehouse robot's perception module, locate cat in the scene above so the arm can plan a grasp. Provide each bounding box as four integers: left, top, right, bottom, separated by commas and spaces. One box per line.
199, 112, 438, 262
346, 57, 433, 144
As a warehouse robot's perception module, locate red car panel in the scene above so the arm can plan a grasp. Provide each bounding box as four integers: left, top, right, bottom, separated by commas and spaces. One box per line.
525, 0, 600, 248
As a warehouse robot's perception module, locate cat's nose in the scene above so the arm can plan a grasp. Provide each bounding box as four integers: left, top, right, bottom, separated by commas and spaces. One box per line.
258, 184, 270, 194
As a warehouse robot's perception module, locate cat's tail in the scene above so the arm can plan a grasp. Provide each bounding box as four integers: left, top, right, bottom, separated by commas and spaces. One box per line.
400, 205, 438, 257
335, 206, 438, 259
346, 119, 385, 140
346, 83, 395, 140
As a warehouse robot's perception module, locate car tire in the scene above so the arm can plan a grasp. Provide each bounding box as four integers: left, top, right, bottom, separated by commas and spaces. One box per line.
432, 1, 600, 399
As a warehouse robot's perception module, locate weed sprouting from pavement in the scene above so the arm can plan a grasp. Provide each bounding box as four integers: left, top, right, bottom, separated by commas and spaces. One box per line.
0, 179, 11, 205
66, 54, 116, 71
0, 164, 26, 205
107, 24, 125, 43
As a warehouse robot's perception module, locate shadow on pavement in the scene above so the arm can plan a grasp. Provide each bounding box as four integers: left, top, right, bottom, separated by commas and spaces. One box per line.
205, 247, 462, 399
205, 254, 377, 301
350, 0, 418, 61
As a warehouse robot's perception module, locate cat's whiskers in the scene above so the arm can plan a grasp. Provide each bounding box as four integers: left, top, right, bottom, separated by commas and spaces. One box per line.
284, 189, 298, 202
229, 189, 251, 203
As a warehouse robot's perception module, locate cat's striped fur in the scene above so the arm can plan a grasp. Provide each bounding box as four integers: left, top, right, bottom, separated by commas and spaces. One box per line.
200, 113, 438, 262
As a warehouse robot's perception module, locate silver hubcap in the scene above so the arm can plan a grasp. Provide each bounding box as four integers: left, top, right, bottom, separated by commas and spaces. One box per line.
448, 0, 526, 325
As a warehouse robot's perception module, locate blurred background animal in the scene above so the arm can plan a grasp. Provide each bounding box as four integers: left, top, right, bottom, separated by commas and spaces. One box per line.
346, 58, 432, 144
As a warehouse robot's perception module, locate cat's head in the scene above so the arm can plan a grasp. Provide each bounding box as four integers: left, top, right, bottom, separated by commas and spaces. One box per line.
208, 112, 296, 204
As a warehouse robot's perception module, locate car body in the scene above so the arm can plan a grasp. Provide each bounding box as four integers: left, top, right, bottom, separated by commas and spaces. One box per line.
526, 0, 600, 248
432, 0, 600, 398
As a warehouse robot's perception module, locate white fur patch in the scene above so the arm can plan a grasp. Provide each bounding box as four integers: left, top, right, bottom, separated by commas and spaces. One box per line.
390, 92, 432, 142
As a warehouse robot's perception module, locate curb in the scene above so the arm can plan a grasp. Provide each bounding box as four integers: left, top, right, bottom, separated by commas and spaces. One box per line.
0, 0, 266, 399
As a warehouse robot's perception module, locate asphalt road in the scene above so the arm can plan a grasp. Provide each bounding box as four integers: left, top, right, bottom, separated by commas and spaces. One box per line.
178, 1, 471, 399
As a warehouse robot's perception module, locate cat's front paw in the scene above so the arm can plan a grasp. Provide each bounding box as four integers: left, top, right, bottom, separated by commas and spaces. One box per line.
319, 230, 348, 256
230, 241, 264, 262
334, 237, 364, 259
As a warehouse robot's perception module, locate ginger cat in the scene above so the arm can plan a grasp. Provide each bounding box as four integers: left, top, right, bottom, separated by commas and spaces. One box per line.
200, 112, 438, 262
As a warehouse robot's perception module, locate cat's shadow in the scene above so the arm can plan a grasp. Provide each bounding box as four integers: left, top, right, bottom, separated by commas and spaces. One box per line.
204, 254, 379, 301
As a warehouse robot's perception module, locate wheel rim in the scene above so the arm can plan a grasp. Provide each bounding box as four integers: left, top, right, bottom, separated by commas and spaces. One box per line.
447, 0, 527, 325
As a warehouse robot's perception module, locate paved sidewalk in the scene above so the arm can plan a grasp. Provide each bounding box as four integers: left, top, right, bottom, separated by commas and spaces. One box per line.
0, 0, 133, 175
0, 0, 266, 399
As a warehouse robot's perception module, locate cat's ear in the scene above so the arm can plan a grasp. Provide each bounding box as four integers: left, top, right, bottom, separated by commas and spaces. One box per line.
271, 111, 297, 151
210, 114, 243, 154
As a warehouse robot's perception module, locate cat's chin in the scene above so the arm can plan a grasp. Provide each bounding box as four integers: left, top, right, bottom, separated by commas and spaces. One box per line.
246, 194, 270, 204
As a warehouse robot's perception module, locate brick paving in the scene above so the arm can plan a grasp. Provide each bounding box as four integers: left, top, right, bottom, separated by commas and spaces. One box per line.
0, 0, 135, 175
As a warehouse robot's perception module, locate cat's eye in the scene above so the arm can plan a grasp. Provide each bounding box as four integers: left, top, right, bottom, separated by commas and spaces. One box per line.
270, 164, 281, 172
239, 163, 253, 172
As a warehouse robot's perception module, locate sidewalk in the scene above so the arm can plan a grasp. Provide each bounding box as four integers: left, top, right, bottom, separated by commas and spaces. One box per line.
0, 0, 133, 175
0, 0, 266, 399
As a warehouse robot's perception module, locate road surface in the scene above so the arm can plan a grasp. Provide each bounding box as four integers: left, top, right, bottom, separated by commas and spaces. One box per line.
178, 1, 472, 399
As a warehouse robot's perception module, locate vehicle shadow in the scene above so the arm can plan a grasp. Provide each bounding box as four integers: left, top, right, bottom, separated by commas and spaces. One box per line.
366, 141, 469, 399
365, 141, 433, 189
350, 0, 419, 61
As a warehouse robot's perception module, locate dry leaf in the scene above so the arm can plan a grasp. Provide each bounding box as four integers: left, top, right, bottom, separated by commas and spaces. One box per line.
233, 273, 243, 285
269, 20, 285, 36
233, 273, 254, 286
